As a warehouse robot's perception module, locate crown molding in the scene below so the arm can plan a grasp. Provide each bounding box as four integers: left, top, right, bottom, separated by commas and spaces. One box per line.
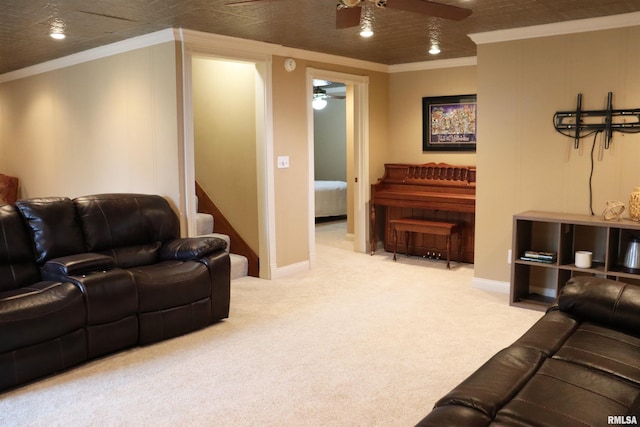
0, 27, 389, 83
179, 28, 388, 73
6, 9, 636, 84
469, 11, 640, 45
388, 56, 477, 73
273, 45, 388, 73
0, 29, 177, 83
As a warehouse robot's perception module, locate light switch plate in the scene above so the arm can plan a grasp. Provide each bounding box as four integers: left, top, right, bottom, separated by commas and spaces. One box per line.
277, 156, 290, 168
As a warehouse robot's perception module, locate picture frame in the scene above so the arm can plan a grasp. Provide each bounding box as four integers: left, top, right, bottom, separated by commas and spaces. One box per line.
422, 94, 477, 152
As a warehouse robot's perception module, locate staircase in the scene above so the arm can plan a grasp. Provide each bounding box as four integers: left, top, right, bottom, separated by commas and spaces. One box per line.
196, 210, 249, 280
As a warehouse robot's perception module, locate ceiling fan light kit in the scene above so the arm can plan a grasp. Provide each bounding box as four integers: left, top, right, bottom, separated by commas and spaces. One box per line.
359, 1, 376, 37
227, 0, 471, 56
312, 84, 346, 110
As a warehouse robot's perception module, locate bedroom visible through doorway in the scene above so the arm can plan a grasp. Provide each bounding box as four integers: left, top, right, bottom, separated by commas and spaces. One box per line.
312, 80, 349, 247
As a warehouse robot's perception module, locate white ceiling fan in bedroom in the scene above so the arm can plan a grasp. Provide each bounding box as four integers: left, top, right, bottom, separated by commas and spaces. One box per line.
312, 80, 346, 110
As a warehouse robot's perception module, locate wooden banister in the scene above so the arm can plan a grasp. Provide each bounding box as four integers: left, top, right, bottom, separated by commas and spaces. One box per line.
195, 181, 259, 277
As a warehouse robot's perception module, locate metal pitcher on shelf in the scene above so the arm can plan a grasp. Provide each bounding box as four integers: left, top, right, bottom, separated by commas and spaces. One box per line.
623, 236, 640, 271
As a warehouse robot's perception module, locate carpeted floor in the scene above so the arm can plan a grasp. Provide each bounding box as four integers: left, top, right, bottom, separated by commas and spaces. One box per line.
0, 220, 542, 426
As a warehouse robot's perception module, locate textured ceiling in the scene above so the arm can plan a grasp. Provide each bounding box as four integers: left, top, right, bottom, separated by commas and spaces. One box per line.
1, 0, 640, 75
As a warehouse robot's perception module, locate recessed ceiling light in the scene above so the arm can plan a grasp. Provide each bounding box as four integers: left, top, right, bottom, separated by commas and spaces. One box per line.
49, 19, 66, 40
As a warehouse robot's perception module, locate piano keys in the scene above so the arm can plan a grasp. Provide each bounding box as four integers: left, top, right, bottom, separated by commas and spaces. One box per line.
370, 163, 476, 263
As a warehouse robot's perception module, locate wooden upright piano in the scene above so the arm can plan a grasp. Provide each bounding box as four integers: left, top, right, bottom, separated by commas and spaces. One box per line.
370, 163, 476, 263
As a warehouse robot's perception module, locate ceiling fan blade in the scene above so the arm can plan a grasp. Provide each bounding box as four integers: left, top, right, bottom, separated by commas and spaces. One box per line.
225, 0, 283, 6
336, 6, 362, 29
385, 0, 472, 21
329, 95, 347, 99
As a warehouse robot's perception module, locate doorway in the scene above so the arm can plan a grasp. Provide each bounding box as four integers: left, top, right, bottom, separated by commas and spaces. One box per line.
306, 68, 369, 267
182, 43, 273, 279
191, 56, 260, 271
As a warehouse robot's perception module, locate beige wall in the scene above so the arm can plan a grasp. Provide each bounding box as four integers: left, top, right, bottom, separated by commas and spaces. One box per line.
271, 56, 389, 267
272, 56, 310, 266
0, 42, 182, 209
8, 26, 637, 282
0, 41, 388, 272
388, 66, 477, 168
192, 57, 259, 253
476, 26, 640, 283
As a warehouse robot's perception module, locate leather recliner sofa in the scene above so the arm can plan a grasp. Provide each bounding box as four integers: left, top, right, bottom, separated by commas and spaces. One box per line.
0, 204, 87, 391
416, 276, 640, 426
0, 193, 230, 392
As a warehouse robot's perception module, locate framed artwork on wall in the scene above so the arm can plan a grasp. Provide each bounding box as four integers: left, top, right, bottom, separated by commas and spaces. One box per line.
422, 94, 477, 152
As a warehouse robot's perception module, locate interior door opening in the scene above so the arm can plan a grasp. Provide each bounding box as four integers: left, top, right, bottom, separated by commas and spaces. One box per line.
307, 69, 369, 266
189, 55, 265, 277
312, 79, 350, 247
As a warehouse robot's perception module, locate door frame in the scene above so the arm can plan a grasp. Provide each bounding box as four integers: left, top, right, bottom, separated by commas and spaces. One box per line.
179, 30, 275, 279
306, 68, 370, 266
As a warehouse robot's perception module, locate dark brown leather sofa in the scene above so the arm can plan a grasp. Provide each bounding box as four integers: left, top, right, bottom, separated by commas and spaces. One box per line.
0, 193, 230, 392
417, 276, 640, 426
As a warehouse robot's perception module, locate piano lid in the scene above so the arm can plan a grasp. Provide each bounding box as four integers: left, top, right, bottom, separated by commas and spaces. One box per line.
373, 163, 476, 188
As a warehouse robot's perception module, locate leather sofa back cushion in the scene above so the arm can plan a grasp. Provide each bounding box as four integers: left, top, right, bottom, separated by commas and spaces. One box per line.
74, 194, 179, 252
15, 198, 86, 265
559, 277, 640, 336
0, 205, 41, 290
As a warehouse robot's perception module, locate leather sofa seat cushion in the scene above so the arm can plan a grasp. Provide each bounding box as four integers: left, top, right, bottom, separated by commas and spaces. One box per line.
0, 281, 86, 353
553, 322, 640, 385
15, 198, 86, 264
131, 260, 210, 313
0, 205, 40, 291
494, 358, 638, 426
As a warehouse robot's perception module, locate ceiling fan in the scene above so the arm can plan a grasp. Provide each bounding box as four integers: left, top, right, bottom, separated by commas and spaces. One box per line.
314, 87, 345, 100
226, 0, 472, 29
312, 81, 345, 109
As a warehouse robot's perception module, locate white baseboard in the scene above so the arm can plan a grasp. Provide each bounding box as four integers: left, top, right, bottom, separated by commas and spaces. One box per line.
472, 277, 510, 294
269, 260, 310, 280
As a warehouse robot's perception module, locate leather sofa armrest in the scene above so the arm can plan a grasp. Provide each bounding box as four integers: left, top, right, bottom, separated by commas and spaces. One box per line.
159, 237, 227, 261
41, 253, 115, 278
558, 276, 640, 335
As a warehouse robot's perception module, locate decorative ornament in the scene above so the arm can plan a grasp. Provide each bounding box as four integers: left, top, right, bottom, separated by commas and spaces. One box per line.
630, 187, 640, 221
602, 200, 625, 221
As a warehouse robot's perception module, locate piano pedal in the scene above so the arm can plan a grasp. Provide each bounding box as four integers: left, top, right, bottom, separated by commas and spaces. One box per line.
423, 250, 442, 260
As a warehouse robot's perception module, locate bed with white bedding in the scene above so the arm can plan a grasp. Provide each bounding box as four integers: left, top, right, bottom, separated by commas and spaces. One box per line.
314, 180, 347, 218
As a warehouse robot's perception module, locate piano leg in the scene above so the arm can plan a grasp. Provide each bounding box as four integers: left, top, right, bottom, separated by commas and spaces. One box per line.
370, 204, 376, 255
392, 228, 398, 261
405, 231, 410, 258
